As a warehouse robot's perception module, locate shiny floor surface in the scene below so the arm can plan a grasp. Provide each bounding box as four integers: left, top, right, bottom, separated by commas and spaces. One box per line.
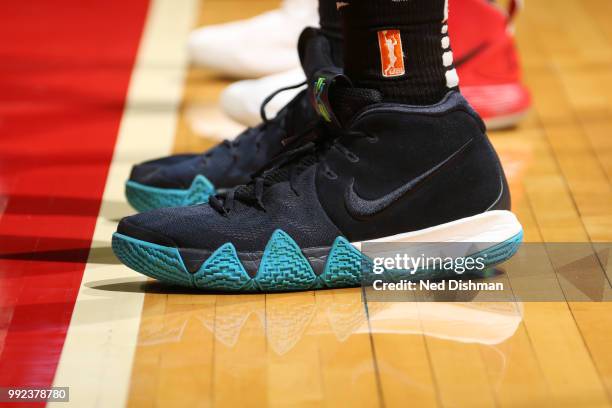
1, 0, 612, 407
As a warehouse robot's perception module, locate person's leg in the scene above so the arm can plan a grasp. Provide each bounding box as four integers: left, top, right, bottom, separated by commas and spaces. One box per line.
224, 0, 530, 129
298, 0, 344, 78
340, 0, 457, 105
318, 0, 340, 35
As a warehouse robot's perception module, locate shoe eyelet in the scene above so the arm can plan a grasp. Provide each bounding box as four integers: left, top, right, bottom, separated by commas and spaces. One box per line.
325, 169, 338, 180
367, 135, 379, 144
346, 152, 360, 163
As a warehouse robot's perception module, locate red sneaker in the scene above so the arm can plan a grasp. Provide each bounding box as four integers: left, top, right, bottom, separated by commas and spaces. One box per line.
449, 0, 531, 129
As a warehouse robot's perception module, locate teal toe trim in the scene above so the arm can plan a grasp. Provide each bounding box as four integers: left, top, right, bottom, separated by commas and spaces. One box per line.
255, 230, 317, 291
126, 174, 215, 212
112, 233, 192, 286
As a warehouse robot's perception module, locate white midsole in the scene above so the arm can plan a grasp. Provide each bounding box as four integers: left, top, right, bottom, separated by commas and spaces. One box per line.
352, 210, 523, 251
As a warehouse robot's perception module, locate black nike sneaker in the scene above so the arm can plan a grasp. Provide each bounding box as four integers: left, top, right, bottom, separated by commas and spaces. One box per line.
113, 72, 523, 292
125, 28, 337, 212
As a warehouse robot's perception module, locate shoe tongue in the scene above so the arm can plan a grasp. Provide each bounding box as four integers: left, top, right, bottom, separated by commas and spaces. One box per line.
298, 27, 383, 127
298, 27, 337, 80
310, 72, 383, 128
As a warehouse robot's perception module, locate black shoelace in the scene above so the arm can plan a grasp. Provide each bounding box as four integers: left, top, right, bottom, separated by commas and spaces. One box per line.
201, 81, 308, 166
209, 128, 379, 216
259, 81, 307, 122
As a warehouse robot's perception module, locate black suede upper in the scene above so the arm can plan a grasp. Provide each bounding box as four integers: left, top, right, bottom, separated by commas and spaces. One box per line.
118, 91, 510, 255
316, 93, 509, 242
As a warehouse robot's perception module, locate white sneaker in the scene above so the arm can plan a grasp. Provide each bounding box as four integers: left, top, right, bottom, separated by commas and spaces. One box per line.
220, 68, 306, 126
188, 0, 317, 78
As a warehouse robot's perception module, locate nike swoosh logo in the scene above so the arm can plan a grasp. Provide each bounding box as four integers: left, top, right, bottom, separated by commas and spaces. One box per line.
344, 139, 473, 218
454, 42, 489, 68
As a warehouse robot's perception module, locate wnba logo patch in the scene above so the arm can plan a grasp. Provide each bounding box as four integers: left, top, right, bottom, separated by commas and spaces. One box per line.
377, 30, 405, 78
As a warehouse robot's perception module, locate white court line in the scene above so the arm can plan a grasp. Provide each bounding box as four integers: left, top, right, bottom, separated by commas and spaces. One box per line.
50, 0, 197, 406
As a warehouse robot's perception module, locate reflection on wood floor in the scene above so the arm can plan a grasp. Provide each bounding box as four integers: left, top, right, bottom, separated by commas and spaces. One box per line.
129, 289, 524, 407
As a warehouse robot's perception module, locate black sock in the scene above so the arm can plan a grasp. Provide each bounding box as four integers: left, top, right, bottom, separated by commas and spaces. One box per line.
318, 0, 344, 67
339, 0, 458, 105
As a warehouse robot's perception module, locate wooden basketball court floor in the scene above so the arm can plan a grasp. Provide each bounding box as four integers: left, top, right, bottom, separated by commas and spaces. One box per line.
2, 0, 612, 407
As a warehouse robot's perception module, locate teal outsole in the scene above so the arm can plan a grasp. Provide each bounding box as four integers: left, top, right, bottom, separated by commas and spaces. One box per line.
112, 229, 524, 293
125, 174, 216, 212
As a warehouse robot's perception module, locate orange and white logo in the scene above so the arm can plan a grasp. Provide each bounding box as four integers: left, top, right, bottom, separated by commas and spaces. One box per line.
377, 30, 405, 78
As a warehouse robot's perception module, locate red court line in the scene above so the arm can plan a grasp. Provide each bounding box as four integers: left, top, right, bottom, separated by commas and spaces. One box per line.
0, 0, 149, 398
